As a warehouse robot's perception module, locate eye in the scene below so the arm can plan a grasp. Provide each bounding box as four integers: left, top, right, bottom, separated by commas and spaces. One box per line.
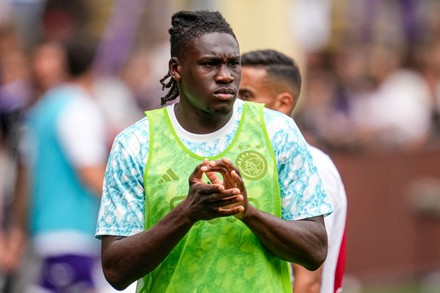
238, 90, 253, 101
202, 62, 216, 68
228, 61, 240, 68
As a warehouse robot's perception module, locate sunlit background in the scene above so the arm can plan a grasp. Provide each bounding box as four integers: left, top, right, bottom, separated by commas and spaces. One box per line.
1, 0, 440, 292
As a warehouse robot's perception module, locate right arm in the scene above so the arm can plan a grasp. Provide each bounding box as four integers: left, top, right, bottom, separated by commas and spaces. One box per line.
101, 204, 194, 290
101, 160, 243, 290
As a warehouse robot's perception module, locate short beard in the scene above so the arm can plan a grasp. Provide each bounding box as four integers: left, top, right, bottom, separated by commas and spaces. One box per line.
204, 104, 233, 117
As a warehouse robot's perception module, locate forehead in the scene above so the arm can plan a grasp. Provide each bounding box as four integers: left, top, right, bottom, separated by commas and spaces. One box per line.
240, 67, 268, 87
187, 32, 240, 58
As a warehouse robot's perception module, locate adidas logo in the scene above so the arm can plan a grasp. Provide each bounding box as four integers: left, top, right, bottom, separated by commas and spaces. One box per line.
159, 168, 179, 184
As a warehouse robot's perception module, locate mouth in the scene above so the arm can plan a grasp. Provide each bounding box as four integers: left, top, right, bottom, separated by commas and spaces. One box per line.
213, 88, 236, 100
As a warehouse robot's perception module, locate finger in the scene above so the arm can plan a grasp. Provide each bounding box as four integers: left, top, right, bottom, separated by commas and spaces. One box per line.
219, 195, 244, 210
231, 170, 244, 188
204, 162, 235, 186
206, 171, 222, 185
204, 187, 240, 202
205, 163, 229, 175
196, 182, 225, 195
207, 158, 235, 173
199, 158, 211, 172
217, 205, 245, 215
218, 157, 242, 185
190, 159, 211, 183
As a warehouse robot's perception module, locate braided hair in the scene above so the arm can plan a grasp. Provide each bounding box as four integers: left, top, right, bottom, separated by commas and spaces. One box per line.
160, 10, 237, 106
240, 49, 302, 99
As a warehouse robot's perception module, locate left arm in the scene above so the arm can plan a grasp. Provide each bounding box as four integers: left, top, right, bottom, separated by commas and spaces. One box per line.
243, 209, 327, 270
206, 159, 328, 271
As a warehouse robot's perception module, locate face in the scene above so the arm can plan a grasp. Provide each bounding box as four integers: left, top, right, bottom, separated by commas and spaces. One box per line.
171, 32, 241, 116
32, 42, 67, 91
239, 67, 280, 110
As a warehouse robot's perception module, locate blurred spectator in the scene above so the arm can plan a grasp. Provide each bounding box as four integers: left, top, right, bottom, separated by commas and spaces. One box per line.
294, 0, 440, 152
351, 39, 432, 151
30, 39, 68, 103
415, 37, 440, 143
8, 0, 46, 51
290, 0, 332, 54
16, 35, 109, 292
0, 24, 32, 292
92, 75, 144, 148
41, 0, 91, 43
120, 42, 170, 111
296, 42, 371, 151
0, 25, 31, 153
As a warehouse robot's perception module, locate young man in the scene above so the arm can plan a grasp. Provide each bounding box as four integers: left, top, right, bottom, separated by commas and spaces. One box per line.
95, 10, 332, 292
239, 49, 347, 293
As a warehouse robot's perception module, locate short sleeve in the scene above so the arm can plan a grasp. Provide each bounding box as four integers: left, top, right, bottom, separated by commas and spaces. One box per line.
95, 118, 149, 237
264, 109, 333, 220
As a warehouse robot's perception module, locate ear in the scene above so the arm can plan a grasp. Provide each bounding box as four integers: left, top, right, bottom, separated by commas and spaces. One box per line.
169, 57, 182, 81
275, 92, 295, 116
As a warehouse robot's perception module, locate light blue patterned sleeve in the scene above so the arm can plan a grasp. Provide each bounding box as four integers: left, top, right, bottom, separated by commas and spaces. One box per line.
95, 118, 149, 238
264, 110, 333, 220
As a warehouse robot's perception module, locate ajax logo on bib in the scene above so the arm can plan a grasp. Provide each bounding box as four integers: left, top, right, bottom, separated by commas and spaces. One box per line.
236, 150, 267, 180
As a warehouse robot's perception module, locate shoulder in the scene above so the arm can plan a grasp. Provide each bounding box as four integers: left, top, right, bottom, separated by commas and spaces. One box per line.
240, 101, 299, 145
44, 84, 102, 114
264, 107, 299, 133
308, 145, 338, 173
113, 116, 150, 149
261, 106, 304, 148
112, 117, 149, 154
58, 85, 105, 124
308, 144, 347, 203
308, 145, 342, 183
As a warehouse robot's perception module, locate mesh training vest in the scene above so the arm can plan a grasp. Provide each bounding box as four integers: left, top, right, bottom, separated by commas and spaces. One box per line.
138, 102, 292, 293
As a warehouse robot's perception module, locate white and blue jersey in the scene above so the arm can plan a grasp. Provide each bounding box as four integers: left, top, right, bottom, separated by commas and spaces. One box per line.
96, 99, 332, 237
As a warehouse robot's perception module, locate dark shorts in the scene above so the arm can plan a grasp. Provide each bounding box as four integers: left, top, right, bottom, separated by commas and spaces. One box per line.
38, 254, 96, 292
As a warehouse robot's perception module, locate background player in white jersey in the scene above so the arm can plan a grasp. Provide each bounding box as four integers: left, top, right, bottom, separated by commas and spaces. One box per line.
239, 49, 348, 293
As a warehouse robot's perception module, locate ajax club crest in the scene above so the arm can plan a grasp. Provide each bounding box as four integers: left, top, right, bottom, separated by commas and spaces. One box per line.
236, 150, 267, 180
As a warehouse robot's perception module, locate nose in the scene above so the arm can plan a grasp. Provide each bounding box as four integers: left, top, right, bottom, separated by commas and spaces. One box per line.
216, 64, 234, 83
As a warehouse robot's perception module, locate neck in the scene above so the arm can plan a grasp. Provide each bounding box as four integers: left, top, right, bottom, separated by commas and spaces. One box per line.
173, 102, 233, 134
71, 71, 95, 94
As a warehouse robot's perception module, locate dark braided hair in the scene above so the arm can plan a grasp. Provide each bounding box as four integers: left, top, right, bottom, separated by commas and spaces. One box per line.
240, 49, 302, 99
160, 10, 237, 106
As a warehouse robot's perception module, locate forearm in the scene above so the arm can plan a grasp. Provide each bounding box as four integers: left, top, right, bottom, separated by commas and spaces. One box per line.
241, 206, 327, 271
102, 204, 194, 290
292, 263, 323, 293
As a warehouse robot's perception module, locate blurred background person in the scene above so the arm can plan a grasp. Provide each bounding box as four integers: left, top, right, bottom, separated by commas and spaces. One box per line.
240, 49, 348, 293
30, 39, 68, 103
350, 39, 433, 151
16, 35, 109, 293
415, 37, 440, 143
0, 24, 32, 292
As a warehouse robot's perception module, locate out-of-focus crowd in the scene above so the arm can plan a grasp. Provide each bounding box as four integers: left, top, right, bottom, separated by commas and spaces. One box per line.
294, 0, 440, 152
0, 1, 155, 292
0, 0, 440, 291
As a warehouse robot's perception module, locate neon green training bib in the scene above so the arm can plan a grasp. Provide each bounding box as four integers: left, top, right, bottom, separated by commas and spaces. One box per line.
138, 102, 292, 293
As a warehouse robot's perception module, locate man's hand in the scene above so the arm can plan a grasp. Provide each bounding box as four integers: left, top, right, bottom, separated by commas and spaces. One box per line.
181, 158, 244, 222
203, 157, 249, 219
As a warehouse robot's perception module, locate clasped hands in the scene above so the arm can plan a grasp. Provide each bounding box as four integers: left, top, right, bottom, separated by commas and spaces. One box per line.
186, 157, 248, 222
